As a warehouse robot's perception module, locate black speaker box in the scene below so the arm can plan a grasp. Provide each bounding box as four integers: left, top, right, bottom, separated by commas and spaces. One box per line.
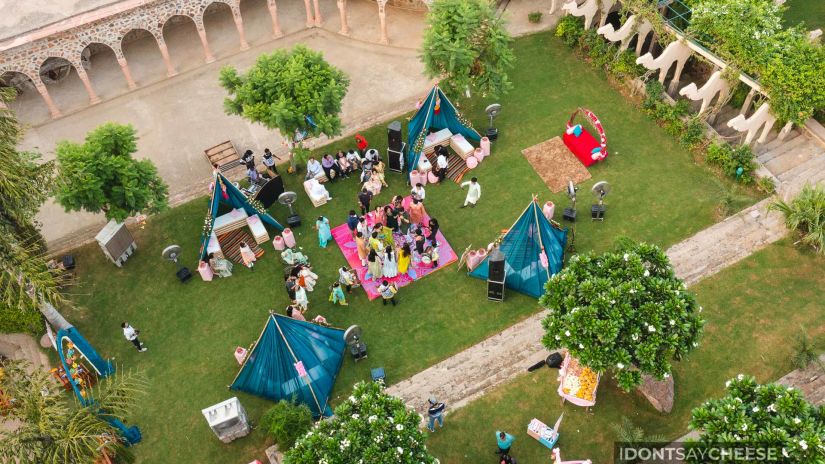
563, 207, 577, 222
487, 281, 504, 301
591, 204, 606, 220
61, 255, 76, 270
287, 214, 302, 228
388, 121, 402, 151
253, 175, 285, 208
487, 250, 506, 283
176, 267, 193, 283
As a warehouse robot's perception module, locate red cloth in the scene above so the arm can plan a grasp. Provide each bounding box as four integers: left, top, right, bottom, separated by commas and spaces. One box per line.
563, 129, 603, 167
355, 134, 368, 151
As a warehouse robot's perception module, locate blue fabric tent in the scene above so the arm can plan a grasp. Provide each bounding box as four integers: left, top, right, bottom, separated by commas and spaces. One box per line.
406, 86, 481, 175
469, 199, 568, 298
230, 314, 346, 418
57, 327, 114, 406
198, 172, 284, 260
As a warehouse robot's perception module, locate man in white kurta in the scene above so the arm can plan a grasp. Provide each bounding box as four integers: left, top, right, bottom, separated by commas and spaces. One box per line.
460, 177, 481, 207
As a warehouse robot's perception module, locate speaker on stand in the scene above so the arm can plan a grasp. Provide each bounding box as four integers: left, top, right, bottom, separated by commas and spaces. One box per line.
387, 121, 404, 172
486, 248, 506, 301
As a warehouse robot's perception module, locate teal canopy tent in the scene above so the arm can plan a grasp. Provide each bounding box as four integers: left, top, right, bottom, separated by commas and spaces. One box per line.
230, 313, 346, 418
406, 85, 481, 175
198, 172, 284, 260
469, 198, 568, 298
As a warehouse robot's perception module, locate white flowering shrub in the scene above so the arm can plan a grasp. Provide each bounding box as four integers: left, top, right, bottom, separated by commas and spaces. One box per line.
689, 375, 825, 462
539, 240, 704, 391
286, 381, 438, 464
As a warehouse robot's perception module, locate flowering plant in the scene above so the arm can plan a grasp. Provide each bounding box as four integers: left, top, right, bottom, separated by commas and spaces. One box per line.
688, 375, 825, 462
287, 381, 438, 464
540, 239, 704, 391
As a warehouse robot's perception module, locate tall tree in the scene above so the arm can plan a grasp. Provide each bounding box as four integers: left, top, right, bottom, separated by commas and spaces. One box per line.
55, 123, 168, 223
0, 360, 146, 464
287, 381, 438, 464
540, 239, 704, 391
219, 45, 350, 139
421, 0, 515, 98
0, 88, 62, 332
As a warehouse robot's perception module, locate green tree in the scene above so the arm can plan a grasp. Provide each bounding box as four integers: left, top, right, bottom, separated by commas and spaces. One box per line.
0, 88, 62, 332
287, 382, 438, 464
219, 45, 350, 139
260, 399, 313, 451
422, 0, 515, 98
540, 239, 704, 391
55, 123, 168, 223
0, 360, 147, 464
770, 183, 825, 255
689, 375, 825, 463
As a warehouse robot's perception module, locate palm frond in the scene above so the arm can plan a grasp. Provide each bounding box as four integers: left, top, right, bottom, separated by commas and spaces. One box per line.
90, 368, 149, 419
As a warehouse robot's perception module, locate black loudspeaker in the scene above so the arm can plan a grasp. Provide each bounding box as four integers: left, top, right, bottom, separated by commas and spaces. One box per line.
546, 352, 563, 369
563, 207, 577, 222
61, 255, 76, 270
387, 121, 402, 151
287, 214, 302, 228
387, 142, 405, 172
487, 281, 504, 301
591, 204, 606, 221
176, 267, 193, 283
253, 175, 285, 208
487, 248, 506, 282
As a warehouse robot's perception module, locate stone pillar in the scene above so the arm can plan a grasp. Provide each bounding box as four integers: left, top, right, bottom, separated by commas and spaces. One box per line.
232, 11, 250, 50
196, 27, 216, 63
267, 0, 283, 38
34, 80, 61, 119
117, 57, 138, 90
667, 59, 687, 94
777, 121, 794, 141
550, 0, 557, 14
313, 0, 323, 27
740, 88, 756, 115
303, 0, 314, 27
156, 38, 178, 77
75, 66, 101, 105
378, 0, 389, 45
337, 0, 350, 36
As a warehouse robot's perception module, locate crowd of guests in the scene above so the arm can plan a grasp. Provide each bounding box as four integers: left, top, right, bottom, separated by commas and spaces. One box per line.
305, 147, 388, 196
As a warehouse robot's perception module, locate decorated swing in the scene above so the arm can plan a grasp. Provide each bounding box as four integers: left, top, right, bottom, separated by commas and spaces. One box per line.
557, 352, 601, 408
562, 108, 608, 167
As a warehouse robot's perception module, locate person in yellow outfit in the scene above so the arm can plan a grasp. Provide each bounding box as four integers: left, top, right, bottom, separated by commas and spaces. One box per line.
397, 243, 412, 275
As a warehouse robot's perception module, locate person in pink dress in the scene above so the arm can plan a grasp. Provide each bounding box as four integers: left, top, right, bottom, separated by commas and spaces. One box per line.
408, 198, 427, 226
238, 242, 256, 270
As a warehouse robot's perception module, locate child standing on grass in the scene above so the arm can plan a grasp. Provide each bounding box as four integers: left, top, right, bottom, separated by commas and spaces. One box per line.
377, 280, 398, 306
330, 282, 348, 306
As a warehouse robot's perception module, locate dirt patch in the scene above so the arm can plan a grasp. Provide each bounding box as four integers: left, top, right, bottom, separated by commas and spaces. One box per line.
522, 136, 592, 193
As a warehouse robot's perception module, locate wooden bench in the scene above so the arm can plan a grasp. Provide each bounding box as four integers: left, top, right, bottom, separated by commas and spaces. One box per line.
204, 141, 243, 173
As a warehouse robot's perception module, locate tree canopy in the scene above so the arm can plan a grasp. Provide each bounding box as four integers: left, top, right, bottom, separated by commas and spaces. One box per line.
0, 88, 61, 332
55, 122, 168, 223
540, 240, 704, 391
689, 375, 825, 462
421, 0, 515, 98
287, 381, 438, 464
219, 45, 350, 138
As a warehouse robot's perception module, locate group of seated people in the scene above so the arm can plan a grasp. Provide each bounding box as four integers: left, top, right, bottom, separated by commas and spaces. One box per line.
305, 148, 388, 195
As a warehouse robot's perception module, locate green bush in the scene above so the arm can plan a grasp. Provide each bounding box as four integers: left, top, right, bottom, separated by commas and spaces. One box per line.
679, 117, 706, 148
770, 183, 825, 255
609, 50, 646, 81
528, 11, 543, 23
0, 306, 42, 334
554, 15, 585, 47
755, 176, 776, 194
259, 400, 313, 450
706, 142, 756, 184
642, 80, 666, 111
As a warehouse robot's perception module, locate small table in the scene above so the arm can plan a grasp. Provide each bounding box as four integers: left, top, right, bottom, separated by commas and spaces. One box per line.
527, 418, 559, 450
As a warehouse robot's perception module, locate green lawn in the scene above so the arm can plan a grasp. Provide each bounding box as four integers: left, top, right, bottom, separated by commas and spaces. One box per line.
63, 32, 761, 463
783, 0, 825, 30
426, 239, 825, 463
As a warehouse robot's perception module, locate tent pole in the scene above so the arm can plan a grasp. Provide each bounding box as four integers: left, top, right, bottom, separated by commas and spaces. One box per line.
410, 89, 438, 174
273, 317, 324, 415
229, 312, 274, 387
531, 200, 552, 281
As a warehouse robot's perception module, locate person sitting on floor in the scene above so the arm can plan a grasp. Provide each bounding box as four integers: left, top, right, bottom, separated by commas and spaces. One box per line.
208, 252, 233, 278
363, 170, 383, 196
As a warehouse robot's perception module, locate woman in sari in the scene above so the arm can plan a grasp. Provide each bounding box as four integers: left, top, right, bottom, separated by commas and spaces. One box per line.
367, 248, 382, 280
208, 253, 233, 278
315, 216, 333, 248
397, 243, 411, 276
238, 242, 256, 270
363, 171, 383, 195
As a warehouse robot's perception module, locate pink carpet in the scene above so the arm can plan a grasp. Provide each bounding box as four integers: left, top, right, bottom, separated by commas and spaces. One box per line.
331, 202, 458, 300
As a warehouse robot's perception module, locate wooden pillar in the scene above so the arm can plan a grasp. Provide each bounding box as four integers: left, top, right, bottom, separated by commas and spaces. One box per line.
378, 0, 389, 45
156, 38, 178, 77
337, 0, 350, 36
267, 0, 283, 38
75, 66, 101, 105
232, 11, 250, 50
196, 26, 216, 63
34, 79, 62, 119
740, 88, 757, 115
313, 0, 323, 27
117, 57, 137, 90
303, 0, 314, 27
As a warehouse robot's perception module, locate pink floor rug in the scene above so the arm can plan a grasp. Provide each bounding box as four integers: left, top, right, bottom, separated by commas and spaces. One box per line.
330, 207, 458, 300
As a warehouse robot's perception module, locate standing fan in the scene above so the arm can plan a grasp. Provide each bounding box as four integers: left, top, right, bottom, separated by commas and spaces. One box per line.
162, 245, 192, 283
591, 181, 611, 221
278, 191, 301, 228
562, 180, 578, 222
485, 103, 502, 141
344, 325, 367, 362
